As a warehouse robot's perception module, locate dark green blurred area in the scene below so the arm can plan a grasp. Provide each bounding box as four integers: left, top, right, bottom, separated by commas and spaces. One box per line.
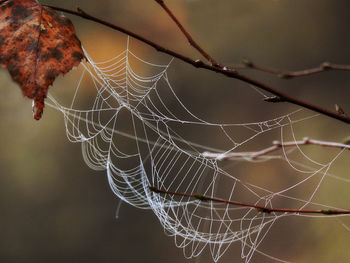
1, 0, 350, 262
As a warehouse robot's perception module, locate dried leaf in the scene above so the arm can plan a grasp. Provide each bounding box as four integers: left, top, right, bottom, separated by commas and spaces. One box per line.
0, 0, 84, 119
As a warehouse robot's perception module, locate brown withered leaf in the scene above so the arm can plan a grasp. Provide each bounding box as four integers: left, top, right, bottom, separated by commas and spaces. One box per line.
0, 0, 84, 120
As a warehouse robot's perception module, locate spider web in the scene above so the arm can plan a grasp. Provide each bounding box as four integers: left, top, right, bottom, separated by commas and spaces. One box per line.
46, 38, 350, 263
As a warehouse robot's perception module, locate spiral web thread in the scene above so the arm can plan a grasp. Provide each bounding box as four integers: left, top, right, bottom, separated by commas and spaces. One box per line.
46, 38, 350, 262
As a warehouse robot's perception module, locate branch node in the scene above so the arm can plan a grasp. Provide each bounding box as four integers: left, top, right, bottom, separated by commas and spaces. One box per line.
241, 58, 254, 68
193, 194, 208, 201
211, 62, 220, 68
194, 59, 205, 67
272, 140, 282, 146
149, 186, 159, 193
321, 209, 338, 215
76, 7, 87, 15
303, 137, 310, 143
256, 207, 272, 214
263, 96, 285, 103
335, 104, 345, 115
278, 72, 293, 79
321, 61, 331, 70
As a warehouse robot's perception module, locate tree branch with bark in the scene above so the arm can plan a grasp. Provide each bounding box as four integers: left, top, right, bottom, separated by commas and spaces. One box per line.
45, 2, 350, 125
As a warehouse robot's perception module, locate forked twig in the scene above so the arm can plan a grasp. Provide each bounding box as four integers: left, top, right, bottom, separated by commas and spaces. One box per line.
203, 137, 350, 160
149, 186, 350, 215
153, 1, 350, 79
45, 5, 350, 125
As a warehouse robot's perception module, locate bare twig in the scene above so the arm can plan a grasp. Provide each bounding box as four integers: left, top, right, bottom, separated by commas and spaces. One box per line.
241, 59, 350, 79
150, 4, 350, 80
153, 0, 219, 66
153, 2, 350, 80
149, 186, 350, 215
240, 60, 350, 79
45, 5, 350, 125
202, 137, 350, 161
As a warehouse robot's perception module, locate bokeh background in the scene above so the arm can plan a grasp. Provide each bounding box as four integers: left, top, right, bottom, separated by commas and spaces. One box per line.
1, 0, 350, 262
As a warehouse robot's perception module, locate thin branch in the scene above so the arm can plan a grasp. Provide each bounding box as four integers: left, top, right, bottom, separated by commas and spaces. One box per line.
45, 5, 350, 125
240, 60, 350, 79
149, 186, 350, 215
203, 137, 350, 161
153, 0, 219, 66
239, 59, 350, 79
155, 0, 350, 78
153, 1, 350, 79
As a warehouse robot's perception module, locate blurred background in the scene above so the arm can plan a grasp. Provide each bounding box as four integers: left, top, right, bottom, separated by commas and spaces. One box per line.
1, 0, 350, 262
